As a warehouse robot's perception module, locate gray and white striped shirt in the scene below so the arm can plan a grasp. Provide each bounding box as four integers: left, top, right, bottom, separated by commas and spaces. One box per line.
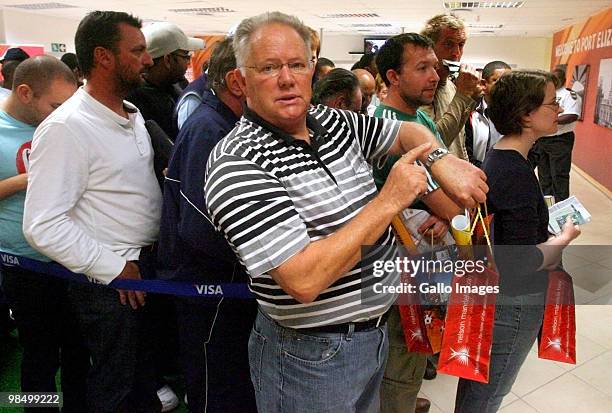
205, 105, 401, 328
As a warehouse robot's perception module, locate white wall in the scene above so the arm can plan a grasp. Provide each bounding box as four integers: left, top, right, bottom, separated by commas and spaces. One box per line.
0, 11, 6, 44
319, 34, 366, 68
2, 9, 80, 57
320, 33, 553, 71
464, 36, 553, 70
0, 11, 554, 70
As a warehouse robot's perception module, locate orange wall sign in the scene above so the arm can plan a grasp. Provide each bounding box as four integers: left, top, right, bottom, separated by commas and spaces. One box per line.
551, 8, 612, 191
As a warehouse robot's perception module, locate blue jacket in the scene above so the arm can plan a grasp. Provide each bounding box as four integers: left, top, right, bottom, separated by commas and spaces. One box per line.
159, 89, 242, 283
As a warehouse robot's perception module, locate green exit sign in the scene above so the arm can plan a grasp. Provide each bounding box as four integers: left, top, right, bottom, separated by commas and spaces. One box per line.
51, 43, 66, 53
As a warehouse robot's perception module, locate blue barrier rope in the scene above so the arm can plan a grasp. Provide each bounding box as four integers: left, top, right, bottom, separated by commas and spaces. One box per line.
0, 251, 253, 299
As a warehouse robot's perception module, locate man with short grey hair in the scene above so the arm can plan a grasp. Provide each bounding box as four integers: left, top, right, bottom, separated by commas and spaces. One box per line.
420, 14, 482, 161
205, 11, 487, 412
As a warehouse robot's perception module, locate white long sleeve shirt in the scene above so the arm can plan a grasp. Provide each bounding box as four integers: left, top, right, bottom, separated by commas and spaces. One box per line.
23, 88, 162, 284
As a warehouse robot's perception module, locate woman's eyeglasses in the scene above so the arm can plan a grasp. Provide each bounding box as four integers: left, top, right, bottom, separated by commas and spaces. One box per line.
542, 96, 562, 109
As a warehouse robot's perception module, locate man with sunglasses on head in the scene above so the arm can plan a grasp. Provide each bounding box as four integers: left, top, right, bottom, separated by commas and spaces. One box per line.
204, 11, 488, 413
128, 21, 204, 141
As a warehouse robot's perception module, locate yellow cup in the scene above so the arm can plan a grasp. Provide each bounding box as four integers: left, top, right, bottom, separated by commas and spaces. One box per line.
451, 215, 472, 246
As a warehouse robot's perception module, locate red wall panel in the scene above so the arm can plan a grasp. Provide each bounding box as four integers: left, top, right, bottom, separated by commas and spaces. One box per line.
551, 8, 612, 192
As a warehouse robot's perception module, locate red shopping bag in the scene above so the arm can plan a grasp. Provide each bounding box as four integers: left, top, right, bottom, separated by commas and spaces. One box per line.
397, 272, 434, 354
437, 265, 498, 383
538, 270, 576, 364
438, 206, 499, 383
392, 214, 435, 354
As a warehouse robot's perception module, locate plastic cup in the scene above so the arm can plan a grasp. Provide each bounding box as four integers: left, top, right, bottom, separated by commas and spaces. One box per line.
451, 215, 472, 246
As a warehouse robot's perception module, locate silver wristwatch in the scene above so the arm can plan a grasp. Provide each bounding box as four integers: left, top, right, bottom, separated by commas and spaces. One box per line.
424, 148, 449, 168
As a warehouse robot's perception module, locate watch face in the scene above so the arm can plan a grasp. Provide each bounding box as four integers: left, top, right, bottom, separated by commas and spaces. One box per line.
426, 148, 448, 167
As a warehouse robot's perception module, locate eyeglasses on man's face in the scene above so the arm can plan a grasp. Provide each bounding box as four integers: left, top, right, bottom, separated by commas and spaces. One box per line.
243, 59, 315, 77
171, 51, 193, 61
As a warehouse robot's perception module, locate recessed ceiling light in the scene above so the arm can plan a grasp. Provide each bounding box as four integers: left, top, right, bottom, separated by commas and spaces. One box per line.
357, 29, 399, 34
468, 23, 504, 28
339, 23, 393, 28
168, 7, 236, 15
444, 1, 524, 8
319, 13, 380, 19
7, 2, 77, 10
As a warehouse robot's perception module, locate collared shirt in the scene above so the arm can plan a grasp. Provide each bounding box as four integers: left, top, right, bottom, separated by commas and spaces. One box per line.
373, 104, 443, 192
466, 98, 503, 166
23, 88, 162, 284
205, 105, 402, 329
553, 87, 581, 136
159, 89, 240, 282
0, 110, 47, 261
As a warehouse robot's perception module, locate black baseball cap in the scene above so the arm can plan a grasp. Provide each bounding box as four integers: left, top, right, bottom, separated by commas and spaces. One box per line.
0, 48, 30, 63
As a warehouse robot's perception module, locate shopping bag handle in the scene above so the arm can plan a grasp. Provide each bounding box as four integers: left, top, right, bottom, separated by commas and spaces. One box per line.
469, 205, 493, 257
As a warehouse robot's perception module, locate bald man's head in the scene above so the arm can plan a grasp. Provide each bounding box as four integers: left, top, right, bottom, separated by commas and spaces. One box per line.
8, 55, 77, 126
352, 68, 376, 114
13, 55, 77, 96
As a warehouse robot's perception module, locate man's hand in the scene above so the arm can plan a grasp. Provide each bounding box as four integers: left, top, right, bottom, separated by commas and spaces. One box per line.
455, 64, 482, 100
378, 143, 432, 214
418, 215, 450, 240
430, 155, 488, 208
115, 261, 146, 309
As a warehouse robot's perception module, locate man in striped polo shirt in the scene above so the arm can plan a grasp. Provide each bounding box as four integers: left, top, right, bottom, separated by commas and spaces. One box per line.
204, 11, 488, 413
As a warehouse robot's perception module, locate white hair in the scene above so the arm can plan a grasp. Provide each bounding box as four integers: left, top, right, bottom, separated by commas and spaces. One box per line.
233, 11, 312, 73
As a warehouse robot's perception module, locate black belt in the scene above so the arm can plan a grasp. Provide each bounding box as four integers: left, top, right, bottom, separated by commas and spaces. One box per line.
299, 311, 390, 334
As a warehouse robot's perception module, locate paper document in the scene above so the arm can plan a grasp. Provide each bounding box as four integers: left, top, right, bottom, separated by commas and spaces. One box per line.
548, 196, 591, 235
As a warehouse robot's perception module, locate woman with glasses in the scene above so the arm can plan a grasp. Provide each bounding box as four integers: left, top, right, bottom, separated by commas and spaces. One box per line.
454, 70, 581, 412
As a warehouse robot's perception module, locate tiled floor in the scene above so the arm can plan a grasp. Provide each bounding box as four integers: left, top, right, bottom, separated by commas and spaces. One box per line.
419, 167, 612, 413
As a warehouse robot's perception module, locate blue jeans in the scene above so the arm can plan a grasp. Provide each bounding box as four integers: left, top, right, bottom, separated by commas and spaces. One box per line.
454, 292, 546, 413
249, 306, 389, 413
